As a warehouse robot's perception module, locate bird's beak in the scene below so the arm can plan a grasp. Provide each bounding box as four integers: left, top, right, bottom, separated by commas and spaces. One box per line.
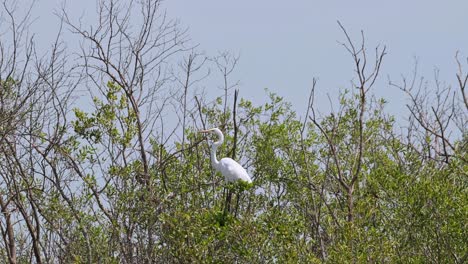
199, 129, 211, 133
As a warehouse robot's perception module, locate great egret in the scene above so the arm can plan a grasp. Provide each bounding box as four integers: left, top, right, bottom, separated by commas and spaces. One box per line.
199, 128, 252, 183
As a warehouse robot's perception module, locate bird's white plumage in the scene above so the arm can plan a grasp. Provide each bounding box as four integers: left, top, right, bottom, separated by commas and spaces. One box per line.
199, 128, 252, 183
218, 158, 252, 183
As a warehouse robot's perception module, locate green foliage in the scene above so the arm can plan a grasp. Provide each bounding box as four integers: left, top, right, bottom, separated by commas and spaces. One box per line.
62, 87, 468, 262
3, 77, 466, 262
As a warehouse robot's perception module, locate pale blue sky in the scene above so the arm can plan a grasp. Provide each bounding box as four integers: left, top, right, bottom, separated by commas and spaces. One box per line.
29, 0, 468, 117
164, 0, 468, 116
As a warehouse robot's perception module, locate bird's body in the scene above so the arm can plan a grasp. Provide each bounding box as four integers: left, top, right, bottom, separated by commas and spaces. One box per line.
217, 157, 252, 183
199, 128, 252, 184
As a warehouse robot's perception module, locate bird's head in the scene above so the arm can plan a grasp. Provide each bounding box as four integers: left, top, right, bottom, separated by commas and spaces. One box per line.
198, 127, 223, 136
199, 127, 224, 145
198, 128, 217, 134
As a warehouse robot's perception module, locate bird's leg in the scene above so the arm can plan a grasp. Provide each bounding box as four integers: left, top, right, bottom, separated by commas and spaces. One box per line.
222, 187, 230, 223
234, 191, 241, 218
222, 187, 226, 208
226, 188, 232, 214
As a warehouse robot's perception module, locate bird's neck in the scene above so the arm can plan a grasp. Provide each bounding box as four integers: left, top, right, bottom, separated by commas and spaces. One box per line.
210, 128, 224, 169
210, 143, 220, 168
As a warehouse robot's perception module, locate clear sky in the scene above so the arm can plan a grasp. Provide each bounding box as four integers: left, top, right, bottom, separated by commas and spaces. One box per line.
163, 0, 468, 116
27, 0, 468, 117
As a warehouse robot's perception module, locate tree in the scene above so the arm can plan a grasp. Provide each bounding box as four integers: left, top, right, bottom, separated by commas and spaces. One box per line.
0, 0, 466, 263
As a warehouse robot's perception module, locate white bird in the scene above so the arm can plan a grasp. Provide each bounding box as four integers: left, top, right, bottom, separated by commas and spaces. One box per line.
199, 128, 252, 183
